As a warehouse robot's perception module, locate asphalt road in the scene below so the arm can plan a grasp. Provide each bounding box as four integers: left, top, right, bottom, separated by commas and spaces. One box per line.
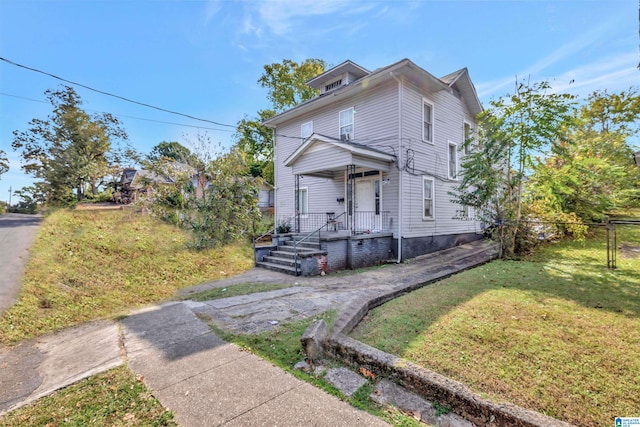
0, 213, 42, 315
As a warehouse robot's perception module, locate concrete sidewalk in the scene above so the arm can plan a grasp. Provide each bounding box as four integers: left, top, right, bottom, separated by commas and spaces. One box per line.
1, 303, 386, 426
1, 240, 497, 425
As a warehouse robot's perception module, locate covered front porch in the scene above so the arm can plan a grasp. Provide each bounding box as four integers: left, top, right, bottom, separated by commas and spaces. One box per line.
281, 133, 396, 236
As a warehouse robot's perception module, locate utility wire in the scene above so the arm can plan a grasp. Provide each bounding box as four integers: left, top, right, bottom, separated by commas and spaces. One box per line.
0, 57, 237, 128
0, 92, 235, 133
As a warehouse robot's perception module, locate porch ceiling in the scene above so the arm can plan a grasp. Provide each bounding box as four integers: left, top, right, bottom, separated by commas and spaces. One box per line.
284, 133, 395, 177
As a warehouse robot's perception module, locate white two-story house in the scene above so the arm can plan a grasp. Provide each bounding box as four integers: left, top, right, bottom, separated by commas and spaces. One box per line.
260, 58, 483, 275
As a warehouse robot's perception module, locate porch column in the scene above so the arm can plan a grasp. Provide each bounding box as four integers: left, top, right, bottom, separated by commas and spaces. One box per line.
347, 164, 356, 234
294, 174, 300, 233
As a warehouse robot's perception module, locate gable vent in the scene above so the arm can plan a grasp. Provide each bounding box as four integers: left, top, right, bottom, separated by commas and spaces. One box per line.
325, 79, 343, 92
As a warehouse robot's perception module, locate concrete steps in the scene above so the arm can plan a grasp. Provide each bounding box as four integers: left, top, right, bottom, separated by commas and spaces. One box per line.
256, 234, 324, 276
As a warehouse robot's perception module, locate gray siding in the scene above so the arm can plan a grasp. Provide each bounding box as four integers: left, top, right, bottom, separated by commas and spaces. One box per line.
398, 80, 481, 239
274, 80, 400, 232
273, 71, 480, 241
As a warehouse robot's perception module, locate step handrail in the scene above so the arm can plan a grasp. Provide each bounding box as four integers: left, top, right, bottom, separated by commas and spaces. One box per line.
252, 227, 274, 248
294, 212, 345, 276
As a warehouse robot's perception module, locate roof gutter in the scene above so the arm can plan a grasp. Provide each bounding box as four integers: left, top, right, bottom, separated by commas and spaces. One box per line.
390, 71, 403, 263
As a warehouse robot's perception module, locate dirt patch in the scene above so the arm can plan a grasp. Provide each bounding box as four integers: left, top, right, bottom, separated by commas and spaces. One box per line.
619, 243, 640, 259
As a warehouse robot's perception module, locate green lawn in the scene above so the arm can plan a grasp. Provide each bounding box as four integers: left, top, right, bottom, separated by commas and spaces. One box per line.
0, 209, 254, 344
351, 224, 640, 427
0, 366, 176, 426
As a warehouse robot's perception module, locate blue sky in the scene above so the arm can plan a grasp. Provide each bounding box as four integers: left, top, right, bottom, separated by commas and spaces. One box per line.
1, 0, 638, 203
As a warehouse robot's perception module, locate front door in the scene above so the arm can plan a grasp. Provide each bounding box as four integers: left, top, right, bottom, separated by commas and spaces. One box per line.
354, 179, 379, 232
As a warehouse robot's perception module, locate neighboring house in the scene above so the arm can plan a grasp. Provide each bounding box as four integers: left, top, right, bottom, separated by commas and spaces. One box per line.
259, 58, 484, 275
257, 182, 275, 213
117, 168, 169, 203
117, 163, 201, 204
634, 150, 640, 167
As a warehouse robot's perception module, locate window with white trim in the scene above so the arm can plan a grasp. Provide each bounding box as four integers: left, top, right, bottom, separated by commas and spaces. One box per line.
458, 204, 469, 220
448, 142, 458, 179
297, 187, 308, 216
423, 176, 435, 220
422, 99, 434, 143
339, 107, 354, 140
301, 121, 313, 141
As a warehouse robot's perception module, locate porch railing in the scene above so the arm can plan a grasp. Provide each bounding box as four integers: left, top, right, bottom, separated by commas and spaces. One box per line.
293, 212, 346, 276
276, 211, 391, 234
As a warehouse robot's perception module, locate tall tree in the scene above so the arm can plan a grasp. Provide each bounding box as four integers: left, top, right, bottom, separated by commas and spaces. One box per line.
11, 86, 132, 204
235, 109, 276, 183
258, 58, 327, 113
0, 150, 8, 179
454, 79, 576, 256
528, 88, 640, 221
148, 141, 195, 164
235, 58, 326, 183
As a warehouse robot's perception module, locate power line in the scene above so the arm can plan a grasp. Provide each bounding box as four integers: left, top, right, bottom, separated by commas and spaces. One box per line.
0, 92, 236, 133
0, 57, 237, 129
0, 92, 235, 133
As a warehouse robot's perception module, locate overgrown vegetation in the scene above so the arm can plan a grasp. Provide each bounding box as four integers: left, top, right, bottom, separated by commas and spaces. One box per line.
211, 312, 423, 427
142, 137, 262, 249
351, 224, 640, 427
454, 85, 639, 257
0, 209, 253, 344
0, 366, 176, 426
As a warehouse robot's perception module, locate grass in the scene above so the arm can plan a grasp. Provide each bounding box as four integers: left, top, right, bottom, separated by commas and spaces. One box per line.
186, 282, 295, 302
210, 312, 423, 427
351, 223, 640, 426
0, 209, 253, 344
0, 365, 176, 426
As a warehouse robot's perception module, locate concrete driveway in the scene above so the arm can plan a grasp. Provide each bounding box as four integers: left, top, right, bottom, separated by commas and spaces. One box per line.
0, 213, 42, 314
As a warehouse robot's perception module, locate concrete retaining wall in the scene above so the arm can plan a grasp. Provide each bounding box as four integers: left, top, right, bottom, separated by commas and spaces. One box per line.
301, 242, 573, 427
395, 232, 483, 261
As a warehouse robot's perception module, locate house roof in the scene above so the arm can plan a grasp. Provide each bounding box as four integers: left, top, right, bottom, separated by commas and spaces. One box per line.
263, 58, 483, 127
439, 67, 483, 116
284, 133, 396, 178
306, 60, 370, 90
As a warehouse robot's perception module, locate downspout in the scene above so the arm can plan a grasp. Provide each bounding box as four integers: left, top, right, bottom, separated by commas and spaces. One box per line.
390, 72, 403, 263
272, 127, 277, 235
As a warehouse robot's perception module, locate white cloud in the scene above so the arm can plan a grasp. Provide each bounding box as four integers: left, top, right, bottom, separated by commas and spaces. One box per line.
236, 0, 378, 40
550, 52, 640, 97
477, 52, 639, 102
203, 0, 224, 25
254, 0, 358, 35
475, 15, 628, 100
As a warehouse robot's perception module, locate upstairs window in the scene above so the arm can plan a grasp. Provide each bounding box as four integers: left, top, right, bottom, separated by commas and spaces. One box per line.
339, 107, 354, 140
422, 99, 434, 143
301, 121, 313, 141
448, 142, 458, 179
423, 176, 435, 220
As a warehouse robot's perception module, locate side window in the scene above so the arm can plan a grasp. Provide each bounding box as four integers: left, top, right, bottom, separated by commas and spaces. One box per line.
423, 176, 435, 220
448, 142, 458, 180
339, 108, 354, 140
297, 187, 308, 215
422, 99, 434, 143
301, 121, 313, 141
